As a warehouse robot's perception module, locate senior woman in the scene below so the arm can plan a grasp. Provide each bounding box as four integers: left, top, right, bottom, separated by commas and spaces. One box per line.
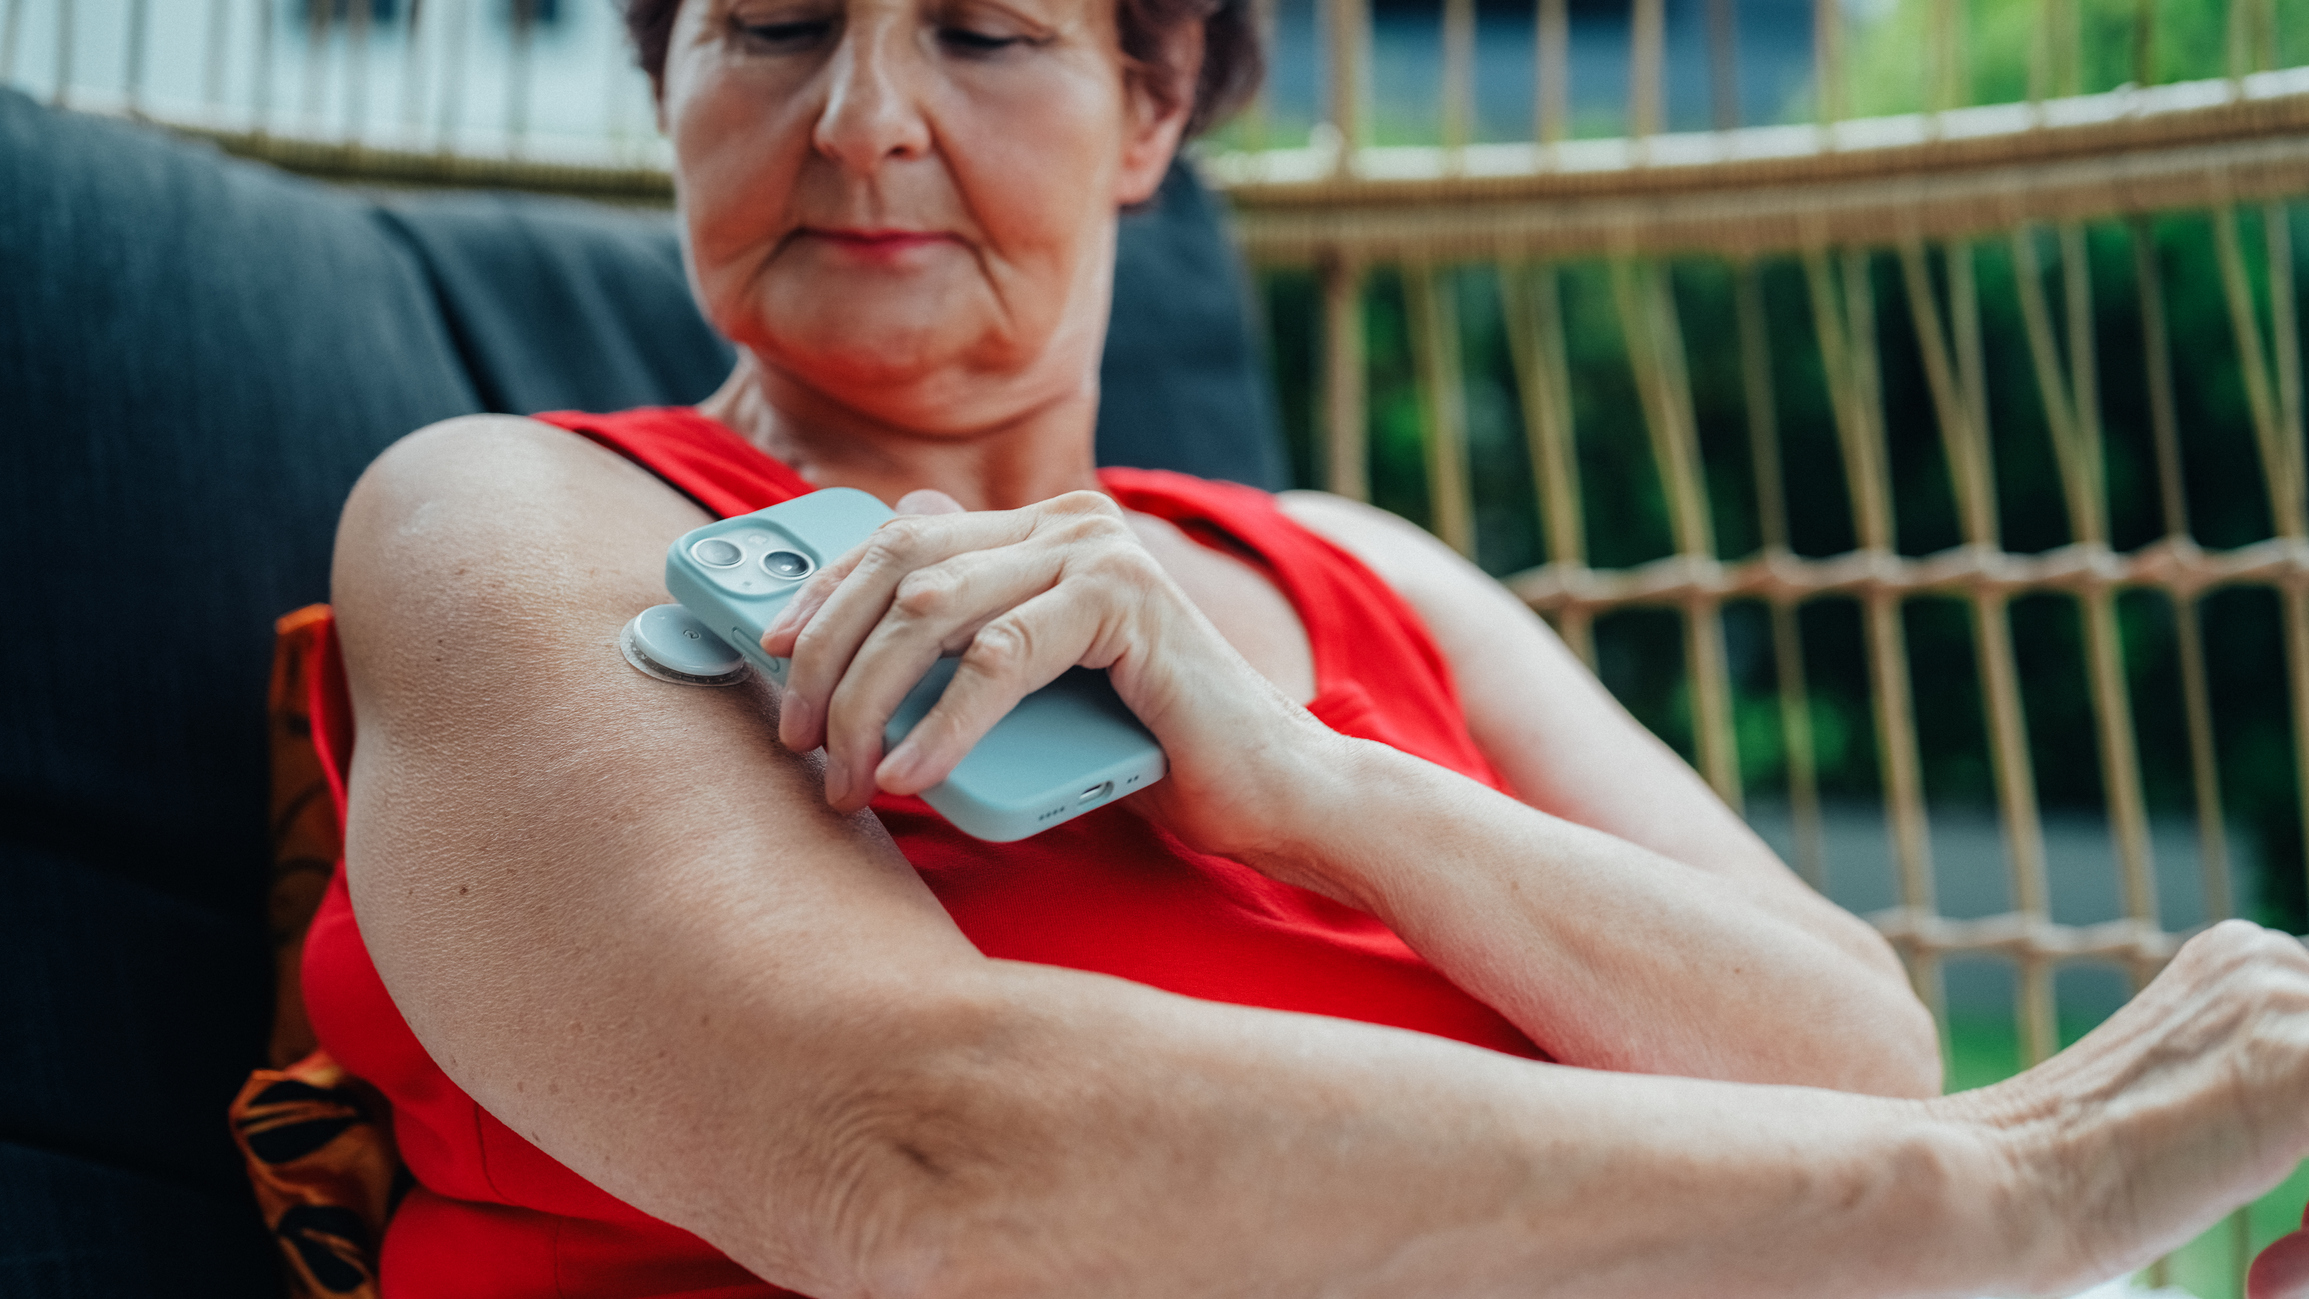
311, 0, 2309, 1293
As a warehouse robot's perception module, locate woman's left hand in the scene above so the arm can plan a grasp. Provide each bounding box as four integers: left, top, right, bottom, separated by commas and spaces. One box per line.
758, 488, 1339, 857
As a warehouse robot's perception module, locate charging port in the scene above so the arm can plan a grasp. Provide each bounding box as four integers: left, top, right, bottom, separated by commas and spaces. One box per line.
1077, 781, 1113, 805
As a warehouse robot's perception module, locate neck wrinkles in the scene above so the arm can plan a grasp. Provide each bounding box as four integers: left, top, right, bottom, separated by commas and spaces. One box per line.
697, 354, 1106, 513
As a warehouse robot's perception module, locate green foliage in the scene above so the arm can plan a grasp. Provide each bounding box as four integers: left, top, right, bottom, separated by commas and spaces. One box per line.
1839, 0, 2251, 119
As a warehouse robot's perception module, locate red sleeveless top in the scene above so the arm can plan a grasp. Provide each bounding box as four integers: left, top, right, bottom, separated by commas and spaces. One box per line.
301, 408, 1546, 1299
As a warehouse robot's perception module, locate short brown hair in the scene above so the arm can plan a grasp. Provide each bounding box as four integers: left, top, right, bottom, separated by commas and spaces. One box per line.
620, 0, 1261, 138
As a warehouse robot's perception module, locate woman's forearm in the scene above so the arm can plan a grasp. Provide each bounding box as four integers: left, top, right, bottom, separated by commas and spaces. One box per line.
698, 924, 2309, 1299
1262, 493, 1937, 1094
815, 961, 2029, 1299
1246, 737, 1943, 1095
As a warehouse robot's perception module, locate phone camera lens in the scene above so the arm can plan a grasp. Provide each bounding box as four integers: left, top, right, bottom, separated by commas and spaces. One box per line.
690, 537, 744, 568
762, 550, 814, 580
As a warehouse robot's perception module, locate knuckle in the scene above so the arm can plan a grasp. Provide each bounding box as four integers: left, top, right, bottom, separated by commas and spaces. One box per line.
2209, 917, 2265, 945
2238, 924, 2303, 979
2181, 922, 2309, 1008
865, 519, 932, 568
2180, 918, 2262, 973
892, 567, 960, 622
789, 615, 833, 659
1041, 513, 1134, 566
963, 619, 1034, 681
1046, 490, 1119, 519
791, 573, 835, 608
2240, 926, 2301, 970
1081, 504, 1132, 534
1082, 542, 1158, 585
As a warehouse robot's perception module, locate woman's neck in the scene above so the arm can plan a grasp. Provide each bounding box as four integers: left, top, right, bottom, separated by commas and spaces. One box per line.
697, 355, 1105, 513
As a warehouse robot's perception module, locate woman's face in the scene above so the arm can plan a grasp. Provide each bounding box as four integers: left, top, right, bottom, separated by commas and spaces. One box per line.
662, 0, 1190, 434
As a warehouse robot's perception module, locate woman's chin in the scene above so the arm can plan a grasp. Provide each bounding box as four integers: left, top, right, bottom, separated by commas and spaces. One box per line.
767, 330, 965, 389
729, 267, 1078, 427
748, 285, 997, 375
750, 301, 1050, 409
753, 333, 1035, 431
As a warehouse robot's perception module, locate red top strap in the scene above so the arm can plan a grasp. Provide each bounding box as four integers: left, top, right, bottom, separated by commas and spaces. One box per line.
558, 406, 817, 516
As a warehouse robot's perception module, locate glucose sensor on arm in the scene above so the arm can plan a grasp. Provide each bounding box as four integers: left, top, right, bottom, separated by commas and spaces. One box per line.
618, 603, 752, 687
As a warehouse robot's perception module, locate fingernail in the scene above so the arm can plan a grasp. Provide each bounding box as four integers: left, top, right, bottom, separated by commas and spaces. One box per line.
780, 694, 814, 747
825, 761, 849, 806
765, 602, 799, 638
878, 745, 919, 792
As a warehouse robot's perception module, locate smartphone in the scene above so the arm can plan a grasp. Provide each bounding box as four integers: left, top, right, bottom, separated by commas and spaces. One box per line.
664, 488, 1167, 842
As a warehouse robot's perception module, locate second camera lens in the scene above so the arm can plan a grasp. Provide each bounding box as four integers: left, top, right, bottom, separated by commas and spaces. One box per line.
762, 550, 814, 580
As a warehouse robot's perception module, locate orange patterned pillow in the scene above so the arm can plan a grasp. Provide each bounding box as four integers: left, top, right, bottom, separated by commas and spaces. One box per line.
227, 605, 399, 1299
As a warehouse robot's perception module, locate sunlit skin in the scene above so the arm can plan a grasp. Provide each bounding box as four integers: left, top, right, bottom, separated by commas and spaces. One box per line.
324, 0, 2309, 1293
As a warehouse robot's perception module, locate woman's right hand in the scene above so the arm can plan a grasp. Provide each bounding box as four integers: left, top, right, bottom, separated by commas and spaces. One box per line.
1948, 920, 2309, 1295
758, 488, 1359, 868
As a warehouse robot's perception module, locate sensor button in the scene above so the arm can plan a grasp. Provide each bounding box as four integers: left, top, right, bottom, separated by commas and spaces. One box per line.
619, 604, 750, 686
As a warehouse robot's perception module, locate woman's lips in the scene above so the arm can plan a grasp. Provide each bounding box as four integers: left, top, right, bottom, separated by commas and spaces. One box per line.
803, 228, 958, 263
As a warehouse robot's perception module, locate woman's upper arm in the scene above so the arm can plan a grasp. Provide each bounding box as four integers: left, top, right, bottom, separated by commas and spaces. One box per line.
1275, 489, 1782, 883
330, 417, 985, 1288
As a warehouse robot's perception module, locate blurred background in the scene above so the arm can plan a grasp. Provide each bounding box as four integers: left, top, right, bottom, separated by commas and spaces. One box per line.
0, 0, 1818, 152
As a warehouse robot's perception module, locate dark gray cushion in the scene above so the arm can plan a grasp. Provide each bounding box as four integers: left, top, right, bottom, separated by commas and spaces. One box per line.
0, 89, 482, 1297
376, 192, 735, 417
0, 83, 1279, 1297
1103, 164, 1285, 489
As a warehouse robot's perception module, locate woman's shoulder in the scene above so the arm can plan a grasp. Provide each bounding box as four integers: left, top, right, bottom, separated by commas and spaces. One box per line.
351, 414, 639, 511
345, 415, 693, 558
1274, 490, 1552, 683
1273, 490, 1474, 601
359, 412, 662, 492
333, 415, 710, 695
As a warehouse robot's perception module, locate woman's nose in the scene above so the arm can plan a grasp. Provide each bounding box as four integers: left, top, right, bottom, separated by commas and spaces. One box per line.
813, 23, 933, 173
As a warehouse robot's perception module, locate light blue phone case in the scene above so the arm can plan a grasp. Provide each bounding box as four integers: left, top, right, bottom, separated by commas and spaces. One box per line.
664, 488, 1168, 842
